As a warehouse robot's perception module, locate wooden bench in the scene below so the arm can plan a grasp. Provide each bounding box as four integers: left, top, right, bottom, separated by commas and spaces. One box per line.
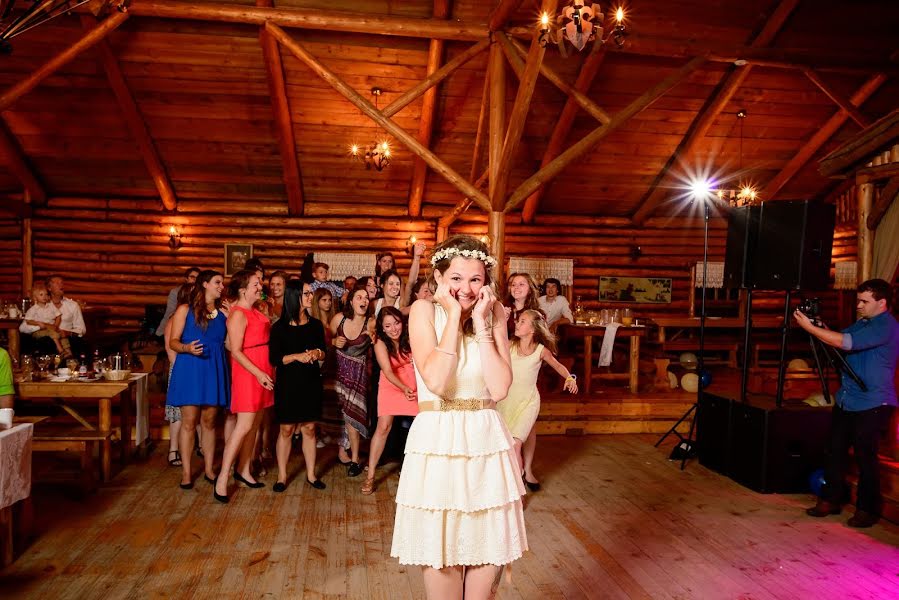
32, 425, 115, 493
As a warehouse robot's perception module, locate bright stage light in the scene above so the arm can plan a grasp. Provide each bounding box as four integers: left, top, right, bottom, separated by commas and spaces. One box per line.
690, 180, 712, 198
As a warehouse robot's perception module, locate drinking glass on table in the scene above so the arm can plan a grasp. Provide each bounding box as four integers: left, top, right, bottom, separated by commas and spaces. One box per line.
66, 358, 79, 373
600, 309, 609, 325
621, 308, 633, 326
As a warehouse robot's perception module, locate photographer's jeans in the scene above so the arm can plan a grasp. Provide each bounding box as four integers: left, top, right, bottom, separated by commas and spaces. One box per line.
821, 404, 894, 514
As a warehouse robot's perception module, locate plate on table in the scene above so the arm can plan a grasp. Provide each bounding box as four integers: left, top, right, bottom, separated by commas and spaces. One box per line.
50, 376, 69, 382
76, 376, 100, 382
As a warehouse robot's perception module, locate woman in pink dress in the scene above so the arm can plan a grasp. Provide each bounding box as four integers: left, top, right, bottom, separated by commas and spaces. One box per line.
361, 307, 418, 495
214, 269, 275, 503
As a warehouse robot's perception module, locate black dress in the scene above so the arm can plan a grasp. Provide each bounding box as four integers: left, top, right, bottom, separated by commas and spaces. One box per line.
269, 316, 327, 424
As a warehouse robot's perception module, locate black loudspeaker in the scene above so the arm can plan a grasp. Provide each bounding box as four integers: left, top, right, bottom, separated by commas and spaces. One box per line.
752, 200, 836, 290
723, 200, 836, 291
697, 393, 734, 475
728, 396, 831, 493
723, 206, 759, 289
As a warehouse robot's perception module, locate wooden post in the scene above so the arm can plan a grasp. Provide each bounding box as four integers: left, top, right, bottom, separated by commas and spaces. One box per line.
82, 17, 177, 212
0, 10, 130, 111
488, 210, 505, 281
267, 23, 490, 211
257, 1, 303, 217
858, 182, 874, 283
505, 57, 706, 213
408, 0, 451, 218
488, 41, 506, 210
22, 216, 32, 295
436, 225, 449, 243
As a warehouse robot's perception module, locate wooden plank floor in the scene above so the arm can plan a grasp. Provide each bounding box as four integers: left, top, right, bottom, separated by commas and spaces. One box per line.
3, 435, 899, 599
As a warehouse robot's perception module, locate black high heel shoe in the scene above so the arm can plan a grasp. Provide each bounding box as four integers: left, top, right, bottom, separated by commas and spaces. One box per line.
306, 478, 326, 490
234, 472, 265, 489
179, 481, 193, 490
213, 478, 229, 504
204, 474, 216, 484
523, 475, 541, 492
347, 462, 363, 477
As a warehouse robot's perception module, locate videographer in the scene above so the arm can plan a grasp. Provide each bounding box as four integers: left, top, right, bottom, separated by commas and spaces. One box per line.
793, 278, 899, 528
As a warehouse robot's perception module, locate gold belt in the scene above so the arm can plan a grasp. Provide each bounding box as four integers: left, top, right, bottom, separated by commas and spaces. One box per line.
419, 398, 492, 412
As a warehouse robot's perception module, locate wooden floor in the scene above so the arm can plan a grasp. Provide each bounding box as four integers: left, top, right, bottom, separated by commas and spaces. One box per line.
3, 435, 899, 599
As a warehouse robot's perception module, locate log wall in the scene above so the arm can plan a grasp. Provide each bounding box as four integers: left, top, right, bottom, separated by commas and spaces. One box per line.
4, 197, 858, 334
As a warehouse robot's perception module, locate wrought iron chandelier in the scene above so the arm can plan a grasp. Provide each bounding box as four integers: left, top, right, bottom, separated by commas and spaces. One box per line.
349, 88, 391, 171
715, 110, 759, 208
539, 1, 627, 57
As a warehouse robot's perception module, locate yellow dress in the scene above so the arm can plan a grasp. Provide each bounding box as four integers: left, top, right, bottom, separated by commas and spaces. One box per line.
496, 344, 543, 441
391, 304, 528, 569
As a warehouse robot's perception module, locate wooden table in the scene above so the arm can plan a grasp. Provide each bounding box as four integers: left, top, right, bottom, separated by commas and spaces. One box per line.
0, 319, 20, 363
652, 315, 784, 343
561, 324, 647, 394
14, 376, 145, 482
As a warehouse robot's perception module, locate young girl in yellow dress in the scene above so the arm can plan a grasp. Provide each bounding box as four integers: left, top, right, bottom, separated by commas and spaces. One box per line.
498, 309, 577, 491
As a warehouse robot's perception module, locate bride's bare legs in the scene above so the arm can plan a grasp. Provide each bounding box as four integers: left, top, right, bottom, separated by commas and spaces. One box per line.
422, 565, 463, 600
464, 564, 503, 600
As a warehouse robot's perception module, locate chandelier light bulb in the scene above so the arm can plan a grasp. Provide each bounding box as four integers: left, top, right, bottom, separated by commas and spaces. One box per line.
615, 7, 624, 22
540, 12, 550, 27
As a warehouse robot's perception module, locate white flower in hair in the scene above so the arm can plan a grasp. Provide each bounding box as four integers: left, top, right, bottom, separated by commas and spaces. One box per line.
430, 247, 497, 268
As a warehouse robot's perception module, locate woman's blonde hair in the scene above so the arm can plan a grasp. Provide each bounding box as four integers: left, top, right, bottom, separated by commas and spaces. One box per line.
512, 309, 557, 355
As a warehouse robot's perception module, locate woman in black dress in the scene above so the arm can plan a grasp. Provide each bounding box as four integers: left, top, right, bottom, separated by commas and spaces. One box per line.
269, 283, 327, 492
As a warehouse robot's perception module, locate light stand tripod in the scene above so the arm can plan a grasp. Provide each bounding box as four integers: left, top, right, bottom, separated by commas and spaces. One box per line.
655, 197, 711, 470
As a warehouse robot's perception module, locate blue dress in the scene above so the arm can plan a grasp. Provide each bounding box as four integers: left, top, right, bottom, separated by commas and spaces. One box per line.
167, 310, 230, 408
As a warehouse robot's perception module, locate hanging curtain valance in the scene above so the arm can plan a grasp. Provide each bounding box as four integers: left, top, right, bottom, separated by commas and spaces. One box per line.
693, 261, 725, 288
834, 261, 858, 290
313, 252, 376, 280
508, 257, 574, 286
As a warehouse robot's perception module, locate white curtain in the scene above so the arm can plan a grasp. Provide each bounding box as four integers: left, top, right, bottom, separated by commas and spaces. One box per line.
694, 261, 724, 288
508, 257, 574, 285
313, 252, 376, 280
873, 189, 899, 281
834, 261, 858, 290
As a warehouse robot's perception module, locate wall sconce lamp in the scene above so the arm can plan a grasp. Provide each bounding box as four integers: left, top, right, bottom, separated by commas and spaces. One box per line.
168, 225, 182, 250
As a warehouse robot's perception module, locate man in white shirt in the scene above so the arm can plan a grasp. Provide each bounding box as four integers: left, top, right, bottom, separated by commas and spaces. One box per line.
155, 267, 200, 336
538, 278, 573, 331
47, 275, 86, 341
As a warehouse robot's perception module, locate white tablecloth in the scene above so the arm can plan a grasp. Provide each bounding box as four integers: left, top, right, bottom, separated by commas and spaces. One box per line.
0, 423, 32, 509
130, 373, 149, 447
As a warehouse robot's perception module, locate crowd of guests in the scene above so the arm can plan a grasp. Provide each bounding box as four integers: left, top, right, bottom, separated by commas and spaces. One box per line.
158, 244, 577, 503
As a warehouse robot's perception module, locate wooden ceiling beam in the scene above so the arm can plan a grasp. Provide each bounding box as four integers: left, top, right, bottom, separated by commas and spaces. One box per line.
505, 56, 706, 213
521, 46, 608, 223
382, 39, 489, 118
0, 10, 129, 112
267, 23, 491, 212
868, 176, 899, 230
501, 35, 611, 125
0, 118, 46, 205
81, 16, 176, 212
488, 0, 523, 31
408, 0, 451, 219
761, 73, 887, 200
631, 0, 801, 225
487, 41, 506, 210
491, 10, 550, 211
257, 0, 303, 217
803, 68, 872, 128
129, 0, 486, 41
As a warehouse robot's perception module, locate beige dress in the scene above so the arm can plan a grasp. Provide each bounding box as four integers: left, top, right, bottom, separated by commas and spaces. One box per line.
496, 344, 543, 440
391, 304, 528, 569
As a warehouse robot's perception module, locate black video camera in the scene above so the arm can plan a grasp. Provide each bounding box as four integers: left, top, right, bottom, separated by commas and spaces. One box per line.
798, 297, 821, 319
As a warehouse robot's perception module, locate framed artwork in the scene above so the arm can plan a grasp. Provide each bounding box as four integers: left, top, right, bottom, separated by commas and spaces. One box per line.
224, 243, 253, 276
599, 276, 672, 304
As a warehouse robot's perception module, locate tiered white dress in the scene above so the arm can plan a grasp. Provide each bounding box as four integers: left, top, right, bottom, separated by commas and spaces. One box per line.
496, 344, 544, 441
391, 305, 528, 569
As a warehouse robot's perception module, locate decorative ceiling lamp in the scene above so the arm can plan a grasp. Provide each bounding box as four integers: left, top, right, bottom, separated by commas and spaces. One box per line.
715, 109, 759, 208
349, 88, 391, 172
539, 1, 627, 57
0, 0, 129, 53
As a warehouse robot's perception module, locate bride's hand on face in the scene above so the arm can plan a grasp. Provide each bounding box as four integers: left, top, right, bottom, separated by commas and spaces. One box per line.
433, 278, 462, 315
473, 286, 495, 324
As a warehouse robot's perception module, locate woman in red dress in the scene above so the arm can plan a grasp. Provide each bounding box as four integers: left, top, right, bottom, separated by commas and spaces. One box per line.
214, 269, 275, 503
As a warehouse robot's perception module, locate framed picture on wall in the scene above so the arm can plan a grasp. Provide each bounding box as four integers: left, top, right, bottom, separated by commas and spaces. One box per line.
224, 243, 253, 276
599, 276, 672, 303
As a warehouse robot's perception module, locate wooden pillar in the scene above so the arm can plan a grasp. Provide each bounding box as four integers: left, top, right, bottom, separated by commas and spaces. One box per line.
22, 216, 32, 295
487, 41, 505, 210
858, 182, 874, 283
488, 211, 505, 281
436, 225, 448, 243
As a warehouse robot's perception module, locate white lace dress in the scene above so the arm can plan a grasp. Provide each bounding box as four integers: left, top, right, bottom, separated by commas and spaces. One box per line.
391, 305, 528, 569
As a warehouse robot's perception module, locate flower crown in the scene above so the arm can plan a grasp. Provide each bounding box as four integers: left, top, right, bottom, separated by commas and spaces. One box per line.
430, 247, 497, 268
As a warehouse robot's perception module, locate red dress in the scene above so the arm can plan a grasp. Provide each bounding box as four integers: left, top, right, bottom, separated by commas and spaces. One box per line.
229, 305, 275, 413
377, 353, 418, 417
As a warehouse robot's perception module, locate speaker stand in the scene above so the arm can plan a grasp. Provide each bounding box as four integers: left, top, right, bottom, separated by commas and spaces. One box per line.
774, 291, 793, 407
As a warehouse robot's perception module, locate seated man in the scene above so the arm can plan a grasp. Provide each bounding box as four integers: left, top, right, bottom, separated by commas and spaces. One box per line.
20, 284, 71, 357
538, 278, 573, 331
0, 347, 14, 409
47, 274, 86, 355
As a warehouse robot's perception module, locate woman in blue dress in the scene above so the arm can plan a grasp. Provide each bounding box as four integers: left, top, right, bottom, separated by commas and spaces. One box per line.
167, 269, 230, 489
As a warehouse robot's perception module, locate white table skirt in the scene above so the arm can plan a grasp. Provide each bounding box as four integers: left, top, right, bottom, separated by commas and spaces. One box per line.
0, 423, 32, 509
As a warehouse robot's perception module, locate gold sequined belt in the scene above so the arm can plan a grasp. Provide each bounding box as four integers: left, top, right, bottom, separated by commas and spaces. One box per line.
419, 398, 493, 412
